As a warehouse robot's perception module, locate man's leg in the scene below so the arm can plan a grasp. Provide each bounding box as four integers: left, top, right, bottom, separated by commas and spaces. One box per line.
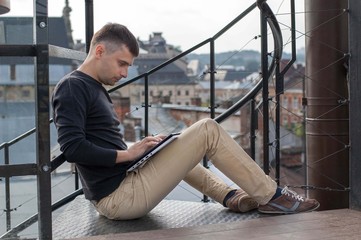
183, 163, 233, 204
95, 118, 276, 220
183, 163, 259, 213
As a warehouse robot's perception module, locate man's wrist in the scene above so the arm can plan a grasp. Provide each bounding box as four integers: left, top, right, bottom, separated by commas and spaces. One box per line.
115, 150, 131, 163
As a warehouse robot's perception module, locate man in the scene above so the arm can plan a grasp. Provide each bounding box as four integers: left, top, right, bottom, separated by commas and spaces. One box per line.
52, 23, 319, 220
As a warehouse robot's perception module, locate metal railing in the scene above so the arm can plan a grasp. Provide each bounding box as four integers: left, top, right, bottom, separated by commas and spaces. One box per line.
0, 0, 289, 239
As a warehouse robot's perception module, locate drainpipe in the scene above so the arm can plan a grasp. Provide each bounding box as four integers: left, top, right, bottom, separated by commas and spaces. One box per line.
305, 0, 349, 210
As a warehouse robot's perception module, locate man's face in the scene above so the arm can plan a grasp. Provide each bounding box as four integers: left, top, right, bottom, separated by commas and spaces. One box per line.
96, 44, 134, 86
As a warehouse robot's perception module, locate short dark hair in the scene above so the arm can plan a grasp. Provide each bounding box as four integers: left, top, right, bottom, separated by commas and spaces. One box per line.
91, 23, 139, 57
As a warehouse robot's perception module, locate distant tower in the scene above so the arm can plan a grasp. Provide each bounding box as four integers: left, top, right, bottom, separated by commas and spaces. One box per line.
138, 32, 167, 53
63, 0, 74, 49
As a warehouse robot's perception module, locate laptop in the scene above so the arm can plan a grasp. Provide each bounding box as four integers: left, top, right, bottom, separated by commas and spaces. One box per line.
126, 132, 181, 172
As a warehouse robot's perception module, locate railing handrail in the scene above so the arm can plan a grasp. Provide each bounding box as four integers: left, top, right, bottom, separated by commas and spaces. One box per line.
0, 128, 36, 151
216, 0, 283, 123
110, 2, 257, 93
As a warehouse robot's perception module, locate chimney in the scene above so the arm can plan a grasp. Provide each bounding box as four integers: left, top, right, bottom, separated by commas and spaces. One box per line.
191, 97, 201, 106
123, 117, 142, 142
112, 96, 130, 123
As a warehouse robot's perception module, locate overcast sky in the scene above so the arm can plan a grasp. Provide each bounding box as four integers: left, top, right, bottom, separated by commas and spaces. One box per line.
4, 0, 305, 53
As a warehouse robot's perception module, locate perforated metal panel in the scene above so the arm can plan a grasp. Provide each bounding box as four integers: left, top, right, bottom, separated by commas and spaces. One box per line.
53, 195, 265, 239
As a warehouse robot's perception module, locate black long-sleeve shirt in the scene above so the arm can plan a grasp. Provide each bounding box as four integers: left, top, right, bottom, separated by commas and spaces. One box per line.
52, 70, 128, 200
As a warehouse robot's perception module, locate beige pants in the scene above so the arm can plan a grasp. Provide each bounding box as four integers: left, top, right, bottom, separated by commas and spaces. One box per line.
95, 118, 277, 220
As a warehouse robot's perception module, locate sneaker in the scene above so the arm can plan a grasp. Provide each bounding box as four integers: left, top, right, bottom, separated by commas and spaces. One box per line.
226, 189, 259, 213
258, 186, 320, 214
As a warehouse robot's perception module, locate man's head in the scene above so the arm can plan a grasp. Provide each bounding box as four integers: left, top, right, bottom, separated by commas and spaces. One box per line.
82, 23, 140, 86
90, 23, 139, 57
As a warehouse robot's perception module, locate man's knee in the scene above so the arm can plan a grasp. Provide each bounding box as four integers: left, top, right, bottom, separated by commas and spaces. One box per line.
196, 118, 217, 126
198, 118, 218, 131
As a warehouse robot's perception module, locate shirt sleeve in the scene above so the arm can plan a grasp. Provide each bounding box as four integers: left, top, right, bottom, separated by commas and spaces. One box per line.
52, 78, 117, 167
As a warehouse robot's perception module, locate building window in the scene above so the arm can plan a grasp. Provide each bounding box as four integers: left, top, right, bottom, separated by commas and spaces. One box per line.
185, 90, 189, 96
177, 90, 181, 96
10, 64, 16, 81
293, 96, 298, 109
283, 96, 288, 108
22, 90, 30, 98
168, 90, 172, 96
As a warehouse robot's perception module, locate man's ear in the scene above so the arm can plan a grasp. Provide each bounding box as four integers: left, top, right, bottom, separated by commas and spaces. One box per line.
94, 44, 105, 58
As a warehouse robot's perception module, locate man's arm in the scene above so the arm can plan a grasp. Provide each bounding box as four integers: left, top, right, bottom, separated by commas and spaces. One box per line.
52, 77, 117, 167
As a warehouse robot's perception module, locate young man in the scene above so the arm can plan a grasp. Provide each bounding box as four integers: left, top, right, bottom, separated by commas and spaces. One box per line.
52, 23, 319, 220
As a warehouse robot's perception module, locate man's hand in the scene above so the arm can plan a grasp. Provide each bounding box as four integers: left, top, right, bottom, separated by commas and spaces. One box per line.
115, 135, 166, 164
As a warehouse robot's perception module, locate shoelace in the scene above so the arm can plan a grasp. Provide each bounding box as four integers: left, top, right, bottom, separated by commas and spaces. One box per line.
281, 186, 305, 202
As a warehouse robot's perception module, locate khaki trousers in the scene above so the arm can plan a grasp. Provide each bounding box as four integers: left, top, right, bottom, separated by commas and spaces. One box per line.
95, 118, 277, 220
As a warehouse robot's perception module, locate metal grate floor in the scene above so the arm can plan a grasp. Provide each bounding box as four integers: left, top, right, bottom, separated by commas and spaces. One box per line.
53, 195, 266, 239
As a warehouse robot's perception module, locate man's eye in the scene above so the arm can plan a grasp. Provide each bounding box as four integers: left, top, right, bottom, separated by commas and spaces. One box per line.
119, 62, 128, 67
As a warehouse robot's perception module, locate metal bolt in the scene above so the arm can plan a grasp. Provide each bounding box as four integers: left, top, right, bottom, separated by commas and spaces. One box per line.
39, 22, 46, 28
42, 164, 50, 172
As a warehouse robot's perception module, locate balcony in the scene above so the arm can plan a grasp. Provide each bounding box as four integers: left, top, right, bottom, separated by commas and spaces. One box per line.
1, 0, 361, 239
